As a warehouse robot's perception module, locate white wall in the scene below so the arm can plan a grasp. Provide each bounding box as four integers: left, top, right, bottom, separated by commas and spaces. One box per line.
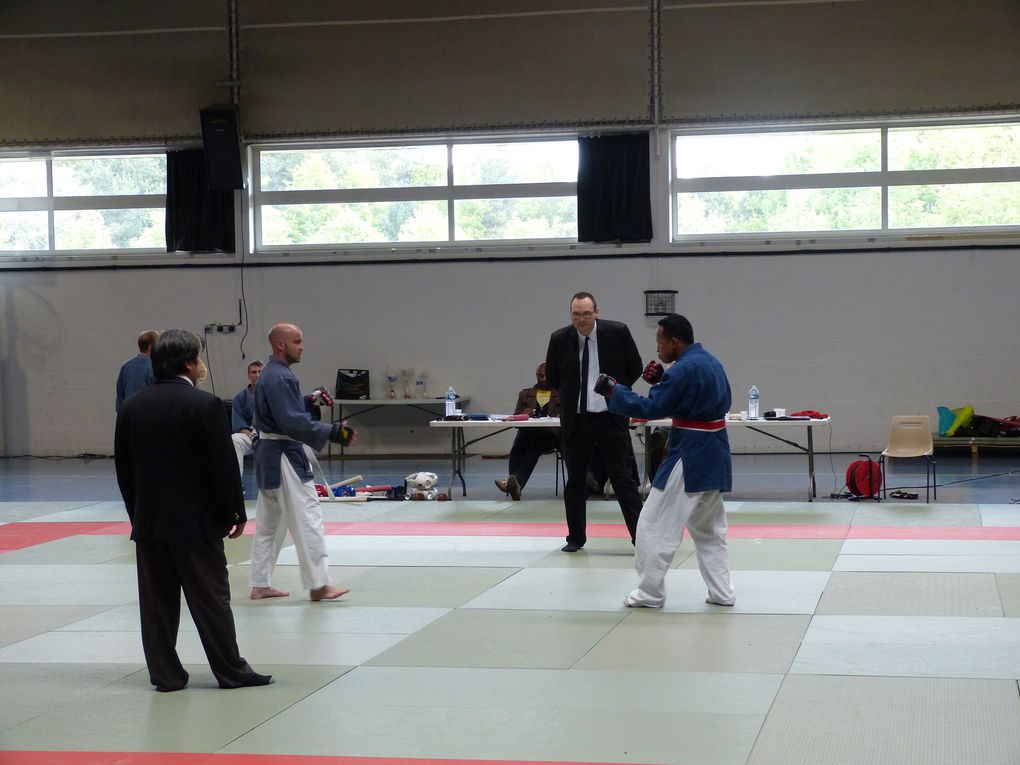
2, 247, 1018, 457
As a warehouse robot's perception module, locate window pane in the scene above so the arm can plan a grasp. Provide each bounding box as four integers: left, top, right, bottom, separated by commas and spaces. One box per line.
0, 211, 48, 250
888, 124, 1020, 171
0, 159, 47, 197
454, 197, 577, 240
52, 155, 166, 196
676, 188, 881, 235
261, 201, 448, 245
452, 141, 577, 185
259, 147, 447, 192
675, 130, 881, 178
54, 209, 165, 249
889, 182, 1020, 228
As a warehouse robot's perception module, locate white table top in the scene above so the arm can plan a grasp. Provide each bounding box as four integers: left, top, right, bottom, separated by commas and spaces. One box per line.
429, 417, 559, 428
641, 416, 831, 428
336, 397, 470, 405
429, 415, 830, 428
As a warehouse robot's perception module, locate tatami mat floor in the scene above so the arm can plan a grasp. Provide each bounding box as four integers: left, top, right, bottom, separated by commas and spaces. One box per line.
1, 453, 1019, 765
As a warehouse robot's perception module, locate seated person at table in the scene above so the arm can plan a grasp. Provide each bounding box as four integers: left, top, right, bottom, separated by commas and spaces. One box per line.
231, 360, 263, 478
495, 363, 560, 501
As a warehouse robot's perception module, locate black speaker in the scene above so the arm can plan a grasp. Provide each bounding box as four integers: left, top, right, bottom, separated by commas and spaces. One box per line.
200, 105, 244, 190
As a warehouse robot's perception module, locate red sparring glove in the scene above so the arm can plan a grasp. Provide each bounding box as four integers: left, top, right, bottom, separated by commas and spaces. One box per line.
642, 360, 664, 384
308, 387, 334, 407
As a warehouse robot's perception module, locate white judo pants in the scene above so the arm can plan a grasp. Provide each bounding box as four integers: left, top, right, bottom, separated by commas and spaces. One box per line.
629, 459, 733, 607
231, 432, 254, 477
248, 453, 330, 591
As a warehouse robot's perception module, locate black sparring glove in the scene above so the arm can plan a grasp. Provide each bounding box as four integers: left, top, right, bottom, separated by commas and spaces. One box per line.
642, 360, 664, 385
593, 373, 617, 398
328, 422, 355, 446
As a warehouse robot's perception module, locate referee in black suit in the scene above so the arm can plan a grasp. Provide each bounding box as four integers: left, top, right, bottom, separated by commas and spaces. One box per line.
545, 292, 643, 551
115, 329, 271, 692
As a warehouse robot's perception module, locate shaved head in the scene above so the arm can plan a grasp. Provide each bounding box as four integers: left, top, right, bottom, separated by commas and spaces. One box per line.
269, 323, 304, 366
269, 323, 299, 345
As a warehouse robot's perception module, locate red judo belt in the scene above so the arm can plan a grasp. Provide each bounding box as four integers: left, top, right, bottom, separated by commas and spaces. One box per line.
671, 418, 726, 431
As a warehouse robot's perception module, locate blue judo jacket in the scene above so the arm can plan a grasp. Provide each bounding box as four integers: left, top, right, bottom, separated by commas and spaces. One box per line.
253, 356, 332, 489
608, 343, 732, 493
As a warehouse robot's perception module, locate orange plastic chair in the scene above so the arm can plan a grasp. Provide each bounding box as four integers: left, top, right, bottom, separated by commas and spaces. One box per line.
879, 415, 937, 502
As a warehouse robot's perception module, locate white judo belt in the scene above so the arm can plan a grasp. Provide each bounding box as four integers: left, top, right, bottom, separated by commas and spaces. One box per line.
259, 431, 365, 502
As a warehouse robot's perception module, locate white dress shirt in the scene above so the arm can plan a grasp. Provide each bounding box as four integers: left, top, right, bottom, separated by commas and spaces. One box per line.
577, 323, 608, 414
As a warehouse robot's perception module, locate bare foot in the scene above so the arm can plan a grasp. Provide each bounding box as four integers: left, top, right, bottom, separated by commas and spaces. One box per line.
250, 586, 290, 600
310, 585, 349, 601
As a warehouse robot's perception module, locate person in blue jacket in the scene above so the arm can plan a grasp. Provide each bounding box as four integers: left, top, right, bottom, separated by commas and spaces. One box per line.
594, 314, 734, 608
115, 330, 158, 411
249, 323, 355, 602
230, 359, 263, 478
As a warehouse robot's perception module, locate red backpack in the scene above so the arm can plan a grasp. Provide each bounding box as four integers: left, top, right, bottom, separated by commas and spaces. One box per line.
846, 456, 882, 498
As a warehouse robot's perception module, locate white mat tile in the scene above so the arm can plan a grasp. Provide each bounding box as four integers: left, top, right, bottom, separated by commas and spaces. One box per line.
835, 555, 1020, 573
60, 602, 449, 636
281, 534, 562, 567
463, 568, 829, 614
0, 628, 402, 667
222, 666, 779, 764
792, 615, 1020, 679
979, 504, 1020, 527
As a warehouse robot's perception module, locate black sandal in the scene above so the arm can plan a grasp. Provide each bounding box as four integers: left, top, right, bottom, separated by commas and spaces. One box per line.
889, 490, 918, 500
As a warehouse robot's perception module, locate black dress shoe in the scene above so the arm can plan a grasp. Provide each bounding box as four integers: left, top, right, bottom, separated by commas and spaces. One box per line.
223, 672, 273, 689
242, 672, 273, 687
506, 475, 522, 501
153, 672, 188, 692
561, 543, 583, 553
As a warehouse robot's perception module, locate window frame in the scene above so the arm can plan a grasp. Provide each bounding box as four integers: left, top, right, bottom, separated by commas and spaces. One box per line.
5, 117, 1019, 266
0, 148, 168, 260
250, 135, 579, 254
669, 117, 1020, 249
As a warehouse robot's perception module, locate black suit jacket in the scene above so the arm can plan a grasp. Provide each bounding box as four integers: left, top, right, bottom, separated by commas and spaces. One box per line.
545, 318, 642, 436
115, 377, 245, 544
514, 386, 560, 418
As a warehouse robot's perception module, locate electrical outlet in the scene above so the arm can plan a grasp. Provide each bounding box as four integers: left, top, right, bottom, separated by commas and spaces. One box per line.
214, 324, 237, 334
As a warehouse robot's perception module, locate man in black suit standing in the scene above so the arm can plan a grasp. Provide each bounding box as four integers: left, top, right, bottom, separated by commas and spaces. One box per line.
546, 292, 643, 552
115, 329, 272, 692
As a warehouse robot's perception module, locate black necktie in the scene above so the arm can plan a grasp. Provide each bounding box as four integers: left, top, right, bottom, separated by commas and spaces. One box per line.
579, 336, 590, 414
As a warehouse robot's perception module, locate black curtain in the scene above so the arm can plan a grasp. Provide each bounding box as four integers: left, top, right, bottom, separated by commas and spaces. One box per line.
577, 133, 652, 244
165, 149, 235, 253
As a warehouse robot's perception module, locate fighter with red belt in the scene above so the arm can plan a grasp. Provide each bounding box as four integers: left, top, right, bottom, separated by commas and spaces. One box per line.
594, 313, 735, 608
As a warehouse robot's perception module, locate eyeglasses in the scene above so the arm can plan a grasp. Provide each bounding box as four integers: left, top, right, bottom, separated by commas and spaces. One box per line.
571, 311, 595, 319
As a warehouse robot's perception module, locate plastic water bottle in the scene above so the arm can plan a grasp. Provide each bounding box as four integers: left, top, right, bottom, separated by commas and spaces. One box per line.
445, 386, 457, 416
748, 385, 760, 420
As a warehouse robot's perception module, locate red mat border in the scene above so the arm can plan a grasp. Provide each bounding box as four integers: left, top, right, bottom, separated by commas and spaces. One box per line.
4, 520, 1020, 553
